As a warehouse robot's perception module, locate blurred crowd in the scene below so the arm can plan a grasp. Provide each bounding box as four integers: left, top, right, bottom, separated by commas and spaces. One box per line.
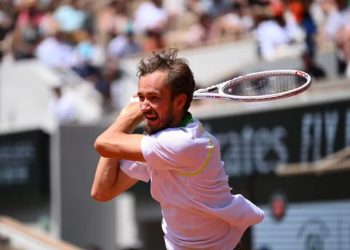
0, 0, 349, 123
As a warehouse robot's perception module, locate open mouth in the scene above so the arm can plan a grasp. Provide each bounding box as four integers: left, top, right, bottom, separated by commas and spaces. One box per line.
144, 112, 158, 121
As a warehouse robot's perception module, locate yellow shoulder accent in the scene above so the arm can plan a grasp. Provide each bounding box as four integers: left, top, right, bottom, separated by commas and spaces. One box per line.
176, 139, 215, 176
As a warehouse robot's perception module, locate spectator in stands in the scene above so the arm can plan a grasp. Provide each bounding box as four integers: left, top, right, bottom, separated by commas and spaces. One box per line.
287, 0, 318, 58
74, 29, 106, 73
142, 28, 166, 51
107, 25, 143, 59
300, 51, 327, 80
253, 5, 304, 61
185, 0, 208, 16
205, 0, 232, 18
109, 0, 130, 36
300, 7, 318, 58
215, 2, 254, 40
72, 63, 113, 112
0, 2, 14, 61
36, 30, 78, 68
186, 0, 231, 18
95, 1, 116, 42
16, 0, 45, 30
321, 0, 350, 77
49, 85, 77, 124
38, 8, 60, 38
340, 25, 350, 78
185, 13, 217, 46
110, 68, 136, 112
11, 0, 44, 60
132, 0, 170, 52
92, 71, 113, 112
53, 0, 88, 33
96, 0, 129, 47
0, 1, 14, 38
133, 0, 170, 35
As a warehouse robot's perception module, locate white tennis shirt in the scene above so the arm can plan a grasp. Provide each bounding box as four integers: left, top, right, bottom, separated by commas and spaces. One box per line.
121, 117, 264, 250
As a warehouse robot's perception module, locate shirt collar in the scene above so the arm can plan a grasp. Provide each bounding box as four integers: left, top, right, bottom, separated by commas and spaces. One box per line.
178, 112, 193, 127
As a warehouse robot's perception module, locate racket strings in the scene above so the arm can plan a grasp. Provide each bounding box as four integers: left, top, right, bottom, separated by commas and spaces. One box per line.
223, 75, 306, 96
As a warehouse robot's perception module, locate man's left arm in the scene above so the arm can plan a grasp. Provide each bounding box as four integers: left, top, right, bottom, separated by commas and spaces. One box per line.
91, 157, 139, 201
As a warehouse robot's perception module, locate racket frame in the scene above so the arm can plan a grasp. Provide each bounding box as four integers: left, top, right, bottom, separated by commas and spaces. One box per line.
193, 70, 312, 102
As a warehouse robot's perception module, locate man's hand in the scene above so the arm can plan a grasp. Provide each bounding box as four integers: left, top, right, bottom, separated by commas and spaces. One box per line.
119, 101, 144, 124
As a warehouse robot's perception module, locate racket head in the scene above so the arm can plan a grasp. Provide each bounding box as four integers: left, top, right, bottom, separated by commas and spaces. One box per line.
194, 70, 312, 102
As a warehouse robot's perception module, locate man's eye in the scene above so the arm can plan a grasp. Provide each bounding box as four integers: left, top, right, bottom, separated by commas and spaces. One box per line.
138, 96, 145, 101
151, 96, 160, 101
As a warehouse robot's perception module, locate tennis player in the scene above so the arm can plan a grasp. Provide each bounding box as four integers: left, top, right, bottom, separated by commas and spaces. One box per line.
91, 48, 264, 250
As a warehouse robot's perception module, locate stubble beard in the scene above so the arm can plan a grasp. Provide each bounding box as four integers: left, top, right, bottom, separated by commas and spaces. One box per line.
143, 109, 176, 135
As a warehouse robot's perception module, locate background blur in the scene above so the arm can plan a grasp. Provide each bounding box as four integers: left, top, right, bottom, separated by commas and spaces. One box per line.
0, 0, 350, 249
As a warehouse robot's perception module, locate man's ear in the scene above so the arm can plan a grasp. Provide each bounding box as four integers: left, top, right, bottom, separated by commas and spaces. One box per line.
176, 94, 187, 110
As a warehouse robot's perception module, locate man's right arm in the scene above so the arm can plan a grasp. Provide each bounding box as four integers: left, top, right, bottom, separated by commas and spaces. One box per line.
91, 102, 144, 201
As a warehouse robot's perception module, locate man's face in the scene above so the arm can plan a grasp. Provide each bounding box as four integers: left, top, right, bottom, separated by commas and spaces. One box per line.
137, 71, 177, 134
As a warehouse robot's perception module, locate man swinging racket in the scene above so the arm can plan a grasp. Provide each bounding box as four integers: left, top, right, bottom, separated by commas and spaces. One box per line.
91, 48, 264, 250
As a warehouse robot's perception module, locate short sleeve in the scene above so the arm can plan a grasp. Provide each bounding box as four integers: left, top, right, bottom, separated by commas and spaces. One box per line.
140, 128, 211, 172
120, 160, 150, 183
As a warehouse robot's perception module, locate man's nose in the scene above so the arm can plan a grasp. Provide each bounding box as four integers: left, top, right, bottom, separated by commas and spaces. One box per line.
140, 99, 151, 112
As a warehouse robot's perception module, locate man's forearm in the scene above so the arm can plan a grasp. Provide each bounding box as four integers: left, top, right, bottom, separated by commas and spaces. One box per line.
91, 156, 139, 201
91, 157, 120, 201
94, 104, 145, 160
91, 115, 134, 201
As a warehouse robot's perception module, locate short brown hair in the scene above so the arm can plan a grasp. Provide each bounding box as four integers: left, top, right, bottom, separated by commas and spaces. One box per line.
137, 48, 195, 112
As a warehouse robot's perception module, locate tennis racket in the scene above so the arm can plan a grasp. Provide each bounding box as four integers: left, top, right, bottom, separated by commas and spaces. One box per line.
193, 70, 311, 102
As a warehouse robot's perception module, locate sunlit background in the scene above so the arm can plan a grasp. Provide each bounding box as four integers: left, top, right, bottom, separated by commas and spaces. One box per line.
0, 0, 349, 249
